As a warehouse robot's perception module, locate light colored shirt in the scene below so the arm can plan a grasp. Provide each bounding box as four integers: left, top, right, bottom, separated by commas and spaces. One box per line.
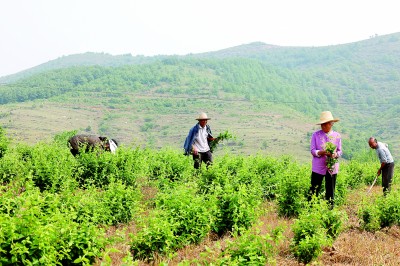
193, 125, 210, 152
376, 142, 394, 164
310, 130, 342, 175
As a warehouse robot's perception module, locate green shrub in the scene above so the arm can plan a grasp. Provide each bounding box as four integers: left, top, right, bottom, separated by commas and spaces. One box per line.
130, 183, 216, 261
102, 180, 142, 225
291, 200, 347, 264
0, 182, 105, 265
276, 164, 309, 217
359, 204, 381, 232
342, 160, 375, 189
0, 126, 9, 158
292, 234, 327, 264
212, 183, 261, 236
155, 184, 214, 245
130, 210, 178, 261
219, 227, 282, 265
148, 148, 193, 181
359, 190, 400, 231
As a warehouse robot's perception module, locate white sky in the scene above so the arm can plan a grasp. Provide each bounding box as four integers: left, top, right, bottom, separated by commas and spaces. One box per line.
0, 0, 399, 77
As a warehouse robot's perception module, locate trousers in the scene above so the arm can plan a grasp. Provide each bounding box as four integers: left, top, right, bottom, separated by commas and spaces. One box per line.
308, 171, 337, 207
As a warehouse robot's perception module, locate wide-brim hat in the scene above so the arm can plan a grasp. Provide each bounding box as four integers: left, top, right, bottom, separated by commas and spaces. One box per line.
316, 111, 339, 125
196, 112, 211, 120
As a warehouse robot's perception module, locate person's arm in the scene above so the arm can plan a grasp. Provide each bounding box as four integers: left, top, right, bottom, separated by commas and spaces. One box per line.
332, 135, 342, 158
311, 132, 326, 157
377, 162, 386, 176
184, 126, 195, 155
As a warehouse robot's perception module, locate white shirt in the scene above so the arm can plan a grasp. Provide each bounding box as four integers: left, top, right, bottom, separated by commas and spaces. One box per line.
193, 125, 210, 152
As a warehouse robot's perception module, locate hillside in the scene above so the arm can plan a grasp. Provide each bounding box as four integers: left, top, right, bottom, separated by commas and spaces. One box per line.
1, 32, 400, 161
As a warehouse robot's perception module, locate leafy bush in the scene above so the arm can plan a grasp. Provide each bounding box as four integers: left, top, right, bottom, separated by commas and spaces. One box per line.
155, 184, 215, 245
342, 160, 376, 189
290, 200, 347, 264
0, 126, 9, 158
148, 148, 193, 181
130, 210, 179, 261
359, 190, 400, 231
251, 155, 282, 199
131, 184, 215, 261
276, 163, 309, 217
219, 227, 283, 265
0, 182, 105, 265
212, 183, 261, 236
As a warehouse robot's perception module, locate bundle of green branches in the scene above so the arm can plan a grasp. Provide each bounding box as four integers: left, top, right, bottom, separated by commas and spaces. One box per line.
325, 142, 338, 171
209, 130, 234, 152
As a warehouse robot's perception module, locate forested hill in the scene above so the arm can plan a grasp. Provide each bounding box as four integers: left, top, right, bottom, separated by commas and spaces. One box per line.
0, 32, 400, 161
0, 52, 169, 83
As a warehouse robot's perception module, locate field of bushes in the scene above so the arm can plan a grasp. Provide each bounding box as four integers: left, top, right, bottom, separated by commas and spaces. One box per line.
1, 128, 399, 265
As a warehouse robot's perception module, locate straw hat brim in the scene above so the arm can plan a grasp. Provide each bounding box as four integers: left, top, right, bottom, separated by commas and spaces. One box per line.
316, 118, 339, 125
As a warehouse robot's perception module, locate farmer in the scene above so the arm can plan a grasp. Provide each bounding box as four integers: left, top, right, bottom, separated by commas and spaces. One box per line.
68, 134, 118, 156
308, 111, 342, 208
368, 137, 394, 195
183, 112, 217, 169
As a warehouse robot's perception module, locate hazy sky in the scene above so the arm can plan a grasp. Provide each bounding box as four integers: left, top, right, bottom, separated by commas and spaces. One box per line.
1, 0, 399, 77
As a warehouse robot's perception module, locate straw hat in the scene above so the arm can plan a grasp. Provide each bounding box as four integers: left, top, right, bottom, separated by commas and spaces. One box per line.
196, 112, 211, 120
316, 111, 339, 125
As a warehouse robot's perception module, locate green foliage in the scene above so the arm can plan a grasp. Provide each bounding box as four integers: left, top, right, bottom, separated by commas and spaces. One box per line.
290, 200, 347, 264
219, 228, 280, 265
148, 148, 193, 181
131, 184, 215, 261
53, 130, 77, 147
275, 161, 310, 217
130, 210, 178, 261
209, 130, 235, 152
325, 142, 338, 172
359, 204, 382, 232
0, 126, 9, 158
341, 160, 376, 189
212, 183, 261, 236
1, 129, 396, 264
359, 190, 400, 231
0, 181, 106, 265
251, 155, 282, 199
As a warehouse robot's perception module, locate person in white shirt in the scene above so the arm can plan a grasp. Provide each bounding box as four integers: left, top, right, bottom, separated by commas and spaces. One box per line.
183, 112, 217, 169
368, 137, 395, 194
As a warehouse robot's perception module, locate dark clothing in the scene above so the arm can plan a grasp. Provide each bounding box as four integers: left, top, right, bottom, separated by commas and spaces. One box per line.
382, 162, 394, 194
193, 151, 213, 169
68, 135, 108, 156
308, 171, 337, 207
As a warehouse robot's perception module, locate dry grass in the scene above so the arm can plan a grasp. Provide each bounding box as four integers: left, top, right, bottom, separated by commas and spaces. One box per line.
0, 96, 314, 163
94, 186, 400, 266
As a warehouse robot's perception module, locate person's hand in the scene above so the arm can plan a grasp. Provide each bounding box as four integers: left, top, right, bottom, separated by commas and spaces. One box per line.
332, 152, 338, 159
318, 150, 329, 156
377, 169, 381, 176
192, 147, 198, 155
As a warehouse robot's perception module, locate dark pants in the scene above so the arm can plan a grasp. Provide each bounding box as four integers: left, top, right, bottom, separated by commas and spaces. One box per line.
193, 151, 213, 169
382, 162, 394, 195
308, 171, 337, 207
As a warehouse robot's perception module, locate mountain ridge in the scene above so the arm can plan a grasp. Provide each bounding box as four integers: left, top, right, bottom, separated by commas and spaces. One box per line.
2, 32, 399, 83
0, 32, 400, 161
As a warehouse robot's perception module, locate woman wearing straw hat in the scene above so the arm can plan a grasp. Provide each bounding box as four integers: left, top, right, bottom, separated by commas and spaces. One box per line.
183, 112, 217, 169
308, 111, 342, 208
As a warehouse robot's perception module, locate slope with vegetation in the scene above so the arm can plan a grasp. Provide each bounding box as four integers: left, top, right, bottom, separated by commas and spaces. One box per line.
0, 32, 399, 161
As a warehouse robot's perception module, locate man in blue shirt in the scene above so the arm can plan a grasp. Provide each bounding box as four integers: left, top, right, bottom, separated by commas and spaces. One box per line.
184, 112, 216, 169
368, 137, 395, 194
